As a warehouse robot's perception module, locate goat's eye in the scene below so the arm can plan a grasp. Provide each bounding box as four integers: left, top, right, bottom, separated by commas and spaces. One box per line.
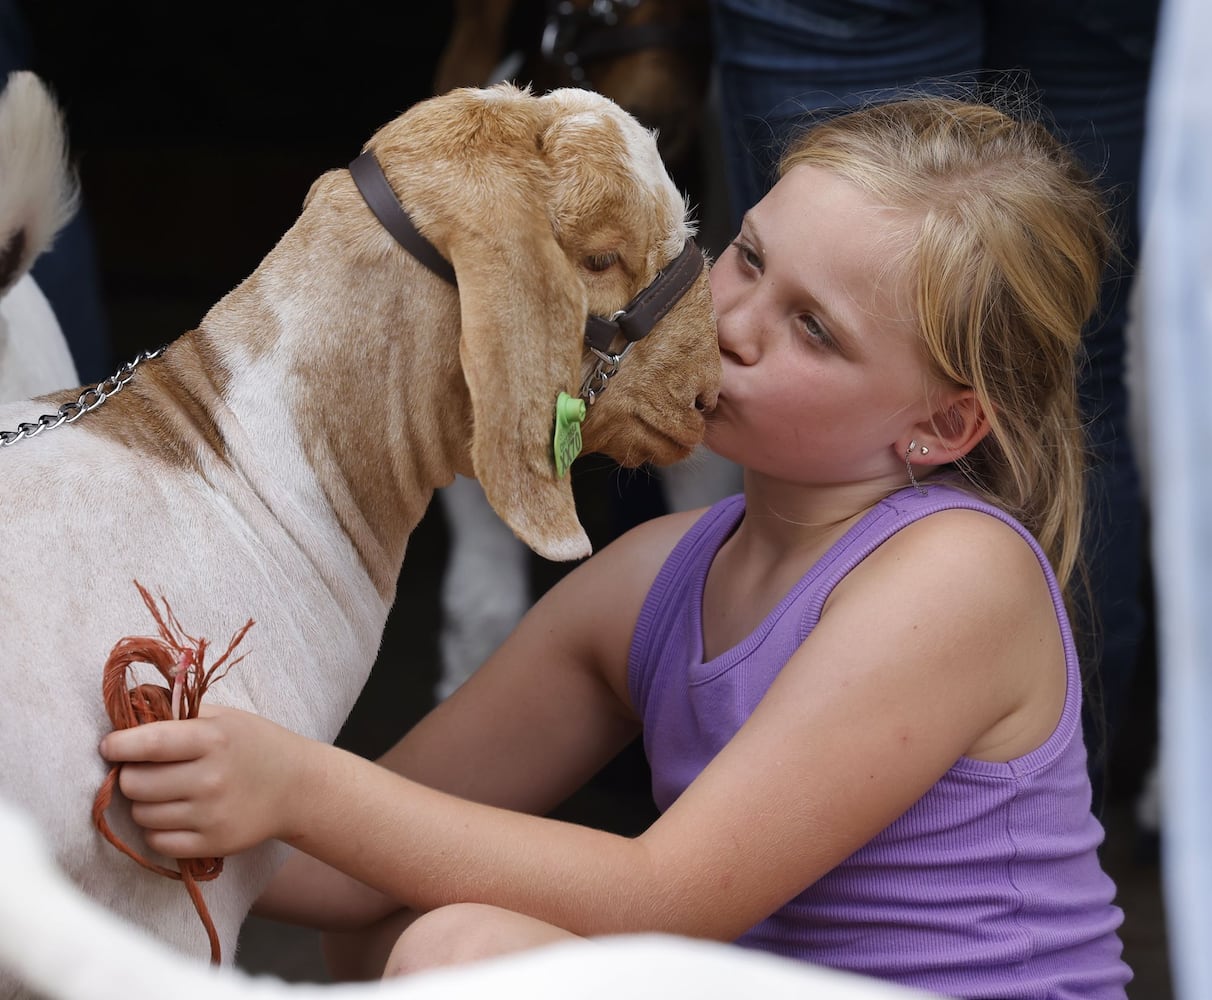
583, 252, 618, 273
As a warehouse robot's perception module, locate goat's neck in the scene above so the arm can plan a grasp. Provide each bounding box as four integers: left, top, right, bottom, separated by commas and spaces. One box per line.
223, 247, 468, 600
74, 243, 467, 604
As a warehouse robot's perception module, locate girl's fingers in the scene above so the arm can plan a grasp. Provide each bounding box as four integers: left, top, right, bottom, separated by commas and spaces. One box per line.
129, 797, 198, 831
99, 719, 206, 763
116, 760, 199, 804
143, 828, 213, 861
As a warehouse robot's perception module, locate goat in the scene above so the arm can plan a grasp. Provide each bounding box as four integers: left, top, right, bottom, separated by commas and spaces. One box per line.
0, 71, 719, 993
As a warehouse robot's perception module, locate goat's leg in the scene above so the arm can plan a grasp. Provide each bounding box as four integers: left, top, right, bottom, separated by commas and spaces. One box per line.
659, 446, 743, 514
436, 475, 531, 701
435, 450, 739, 705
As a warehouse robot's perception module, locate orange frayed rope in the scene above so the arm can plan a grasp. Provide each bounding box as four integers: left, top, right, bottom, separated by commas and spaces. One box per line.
92, 579, 255, 965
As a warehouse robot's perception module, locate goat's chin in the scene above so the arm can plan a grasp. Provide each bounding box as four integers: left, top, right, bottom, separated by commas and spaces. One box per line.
644, 427, 701, 466
590, 414, 703, 468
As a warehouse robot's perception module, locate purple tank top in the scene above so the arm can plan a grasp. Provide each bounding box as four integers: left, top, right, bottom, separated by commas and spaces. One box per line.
628, 485, 1131, 998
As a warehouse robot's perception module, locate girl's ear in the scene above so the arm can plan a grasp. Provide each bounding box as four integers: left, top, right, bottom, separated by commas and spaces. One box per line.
909, 390, 991, 466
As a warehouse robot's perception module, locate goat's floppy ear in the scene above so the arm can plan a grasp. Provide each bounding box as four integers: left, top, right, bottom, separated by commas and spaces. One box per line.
442, 163, 592, 562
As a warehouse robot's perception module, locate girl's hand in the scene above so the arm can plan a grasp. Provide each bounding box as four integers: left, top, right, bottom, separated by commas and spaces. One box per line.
99, 705, 306, 859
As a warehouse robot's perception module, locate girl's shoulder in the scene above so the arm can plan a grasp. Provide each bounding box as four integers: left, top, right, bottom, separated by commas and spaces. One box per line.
825, 489, 1061, 677
818, 499, 1069, 763
863, 484, 1047, 581
862, 500, 1048, 601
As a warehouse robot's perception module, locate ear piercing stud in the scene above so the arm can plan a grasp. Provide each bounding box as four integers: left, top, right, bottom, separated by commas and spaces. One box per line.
906, 440, 929, 495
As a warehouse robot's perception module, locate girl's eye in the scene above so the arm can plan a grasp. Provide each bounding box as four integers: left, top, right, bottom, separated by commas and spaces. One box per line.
799, 313, 834, 349
731, 240, 761, 271
583, 252, 618, 273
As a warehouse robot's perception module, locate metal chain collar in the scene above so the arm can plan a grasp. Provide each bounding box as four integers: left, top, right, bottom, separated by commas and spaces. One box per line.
579, 337, 633, 405
0, 346, 165, 448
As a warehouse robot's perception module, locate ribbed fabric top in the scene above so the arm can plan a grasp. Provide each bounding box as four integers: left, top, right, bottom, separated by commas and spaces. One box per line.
628, 485, 1131, 998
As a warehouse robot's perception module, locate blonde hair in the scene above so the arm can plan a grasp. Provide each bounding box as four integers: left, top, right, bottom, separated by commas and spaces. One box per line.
781, 97, 1113, 603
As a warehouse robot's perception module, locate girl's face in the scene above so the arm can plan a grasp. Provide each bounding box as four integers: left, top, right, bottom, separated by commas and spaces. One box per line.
707, 164, 935, 490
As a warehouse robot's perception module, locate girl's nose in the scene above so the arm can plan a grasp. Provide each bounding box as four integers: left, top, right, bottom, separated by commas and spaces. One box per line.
712, 281, 762, 367
718, 323, 762, 370
702, 253, 756, 366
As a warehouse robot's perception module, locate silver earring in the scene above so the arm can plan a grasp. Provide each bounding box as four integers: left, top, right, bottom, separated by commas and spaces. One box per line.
905, 440, 928, 496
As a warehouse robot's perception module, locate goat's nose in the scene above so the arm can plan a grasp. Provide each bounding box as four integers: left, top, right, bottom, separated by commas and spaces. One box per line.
696, 386, 719, 413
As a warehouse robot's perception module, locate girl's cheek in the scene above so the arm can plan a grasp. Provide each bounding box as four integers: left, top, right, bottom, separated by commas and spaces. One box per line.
709, 278, 744, 351
708, 252, 736, 308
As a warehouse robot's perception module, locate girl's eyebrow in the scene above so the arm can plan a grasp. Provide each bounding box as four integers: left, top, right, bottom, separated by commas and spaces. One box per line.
744, 208, 858, 348
738, 210, 758, 243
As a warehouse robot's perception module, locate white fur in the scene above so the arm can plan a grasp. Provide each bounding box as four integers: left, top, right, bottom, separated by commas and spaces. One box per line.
0, 69, 79, 403
0, 71, 77, 292
0, 794, 939, 1000
0, 272, 78, 401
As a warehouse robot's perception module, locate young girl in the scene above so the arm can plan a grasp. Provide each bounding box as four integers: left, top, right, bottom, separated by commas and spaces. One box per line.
101, 96, 1132, 998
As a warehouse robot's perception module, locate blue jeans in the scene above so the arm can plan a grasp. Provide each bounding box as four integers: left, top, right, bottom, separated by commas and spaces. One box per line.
710, 0, 1158, 787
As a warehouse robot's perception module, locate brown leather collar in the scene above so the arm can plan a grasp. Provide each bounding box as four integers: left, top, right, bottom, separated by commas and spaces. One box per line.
349, 149, 703, 353
349, 151, 457, 287
583, 238, 703, 353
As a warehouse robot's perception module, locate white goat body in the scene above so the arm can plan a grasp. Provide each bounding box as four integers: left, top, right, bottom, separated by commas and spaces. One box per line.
0, 274, 78, 400
0, 74, 719, 994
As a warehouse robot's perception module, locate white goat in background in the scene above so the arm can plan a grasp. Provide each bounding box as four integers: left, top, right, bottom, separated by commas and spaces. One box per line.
0, 71, 78, 401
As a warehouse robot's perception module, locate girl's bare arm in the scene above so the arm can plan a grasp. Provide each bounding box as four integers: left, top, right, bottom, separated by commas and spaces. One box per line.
106, 509, 1055, 941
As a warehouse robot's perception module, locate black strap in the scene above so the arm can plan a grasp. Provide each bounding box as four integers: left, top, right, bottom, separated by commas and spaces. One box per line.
349, 151, 457, 288
350, 149, 702, 355
584, 239, 703, 353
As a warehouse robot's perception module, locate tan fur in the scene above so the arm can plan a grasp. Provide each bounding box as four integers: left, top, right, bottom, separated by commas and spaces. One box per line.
42, 83, 718, 578
0, 80, 717, 986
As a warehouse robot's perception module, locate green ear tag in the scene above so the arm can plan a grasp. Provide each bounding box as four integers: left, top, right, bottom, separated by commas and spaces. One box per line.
553, 391, 586, 479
